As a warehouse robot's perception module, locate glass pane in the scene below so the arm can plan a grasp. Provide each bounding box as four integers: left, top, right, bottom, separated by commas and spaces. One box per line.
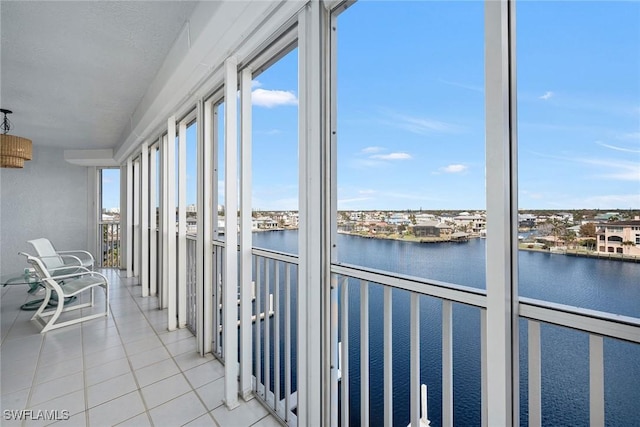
336, 1, 486, 287
516, 2, 640, 425
251, 48, 299, 254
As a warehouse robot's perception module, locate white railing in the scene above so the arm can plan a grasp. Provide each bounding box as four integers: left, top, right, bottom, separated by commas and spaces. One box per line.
185, 234, 197, 334
252, 248, 299, 425
247, 249, 640, 426
212, 240, 225, 360
98, 221, 120, 267
331, 263, 487, 427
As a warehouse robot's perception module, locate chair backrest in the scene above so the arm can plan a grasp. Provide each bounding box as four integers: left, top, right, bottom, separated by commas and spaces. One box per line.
20, 253, 61, 294
28, 238, 64, 270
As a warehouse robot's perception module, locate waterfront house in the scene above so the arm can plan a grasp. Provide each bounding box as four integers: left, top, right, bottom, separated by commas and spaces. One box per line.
1, 2, 638, 426
596, 219, 640, 256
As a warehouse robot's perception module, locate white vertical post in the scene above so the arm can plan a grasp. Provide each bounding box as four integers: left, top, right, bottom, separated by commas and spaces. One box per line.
160, 136, 167, 308
202, 101, 213, 355
167, 118, 177, 331
133, 159, 141, 279
273, 263, 281, 411
340, 277, 350, 427
264, 260, 271, 404
120, 164, 128, 271
223, 55, 239, 409
383, 286, 393, 427
298, 1, 327, 423
141, 142, 149, 297
589, 334, 605, 427
284, 263, 292, 422
410, 293, 421, 427
481, 308, 488, 427
126, 158, 133, 278
528, 320, 541, 427
149, 143, 157, 297
330, 275, 339, 427
485, 0, 518, 425
239, 67, 253, 399
360, 281, 370, 426
442, 300, 453, 427
255, 257, 262, 396
178, 121, 187, 328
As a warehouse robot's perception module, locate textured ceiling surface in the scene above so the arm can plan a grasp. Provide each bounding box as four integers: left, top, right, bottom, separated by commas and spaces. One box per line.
1, 1, 198, 150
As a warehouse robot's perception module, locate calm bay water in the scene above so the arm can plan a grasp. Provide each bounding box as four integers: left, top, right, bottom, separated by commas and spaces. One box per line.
253, 230, 640, 426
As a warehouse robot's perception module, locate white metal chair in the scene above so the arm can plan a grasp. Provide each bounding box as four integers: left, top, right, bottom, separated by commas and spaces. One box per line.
20, 252, 109, 333
27, 238, 94, 273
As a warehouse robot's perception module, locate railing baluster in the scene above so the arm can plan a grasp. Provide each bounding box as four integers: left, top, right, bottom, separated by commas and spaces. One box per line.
256, 256, 262, 397
442, 299, 453, 427
274, 260, 280, 412
589, 334, 604, 427
265, 258, 271, 403
528, 320, 541, 427
341, 277, 350, 427
383, 285, 392, 427
361, 280, 369, 426
330, 274, 339, 427
410, 292, 420, 427
284, 263, 291, 422
481, 308, 487, 427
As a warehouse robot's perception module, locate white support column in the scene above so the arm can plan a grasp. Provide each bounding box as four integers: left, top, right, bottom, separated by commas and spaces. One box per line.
178, 121, 187, 328
239, 67, 253, 399
126, 158, 133, 278
485, 0, 518, 425
167, 118, 178, 331
160, 137, 167, 308
149, 143, 158, 297
298, 1, 328, 424
141, 142, 150, 297
202, 101, 214, 355
133, 159, 140, 279
223, 56, 239, 409
197, 100, 210, 355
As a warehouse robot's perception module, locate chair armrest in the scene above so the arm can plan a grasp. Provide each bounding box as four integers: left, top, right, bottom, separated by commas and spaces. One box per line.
59, 254, 83, 266
47, 270, 107, 282
48, 265, 91, 278
57, 250, 95, 264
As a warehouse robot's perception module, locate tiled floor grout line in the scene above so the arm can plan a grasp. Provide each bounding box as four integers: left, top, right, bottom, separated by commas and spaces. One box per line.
105, 272, 156, 427
119, 272, 220, 426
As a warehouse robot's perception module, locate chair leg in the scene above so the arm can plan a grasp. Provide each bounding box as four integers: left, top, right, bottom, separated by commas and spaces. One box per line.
104, 283, 110, 317
90, 287, 94, 307
41, 296, 65, 333
31, 289, 52, 321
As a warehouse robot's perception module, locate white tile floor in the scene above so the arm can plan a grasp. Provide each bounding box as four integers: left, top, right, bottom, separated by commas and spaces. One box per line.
1, 269, 280, 427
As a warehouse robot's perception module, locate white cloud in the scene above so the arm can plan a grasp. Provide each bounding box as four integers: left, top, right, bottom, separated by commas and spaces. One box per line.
617, 132, 640, 140
361, 146, 384, 154
595, 141, 640, 154
438, 79, 484, 93
579, 158, 640, 181
393, 114, 458, 134
370, 152, 412, 160
252, 88, 298, 108
251, 80, 262, 88
539, 91, 554, 100
440, 164, 468, 173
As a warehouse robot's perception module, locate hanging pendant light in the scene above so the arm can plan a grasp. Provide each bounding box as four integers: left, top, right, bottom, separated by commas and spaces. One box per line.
1, 109, 33, 168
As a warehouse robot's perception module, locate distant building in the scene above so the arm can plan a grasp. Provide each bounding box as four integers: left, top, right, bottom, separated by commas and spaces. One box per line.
596, 219, 640, 256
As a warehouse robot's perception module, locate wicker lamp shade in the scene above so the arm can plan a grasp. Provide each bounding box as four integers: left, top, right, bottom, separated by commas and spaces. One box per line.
1, 134, 33, 168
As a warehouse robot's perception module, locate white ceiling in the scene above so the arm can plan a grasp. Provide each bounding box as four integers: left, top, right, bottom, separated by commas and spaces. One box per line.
1, 1, 198, 151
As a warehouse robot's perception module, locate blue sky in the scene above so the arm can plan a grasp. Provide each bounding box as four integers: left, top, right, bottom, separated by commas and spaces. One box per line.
103, 0, 640, 212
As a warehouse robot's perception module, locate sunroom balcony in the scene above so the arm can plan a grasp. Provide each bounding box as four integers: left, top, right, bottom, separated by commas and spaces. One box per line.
2, 1, 639, 426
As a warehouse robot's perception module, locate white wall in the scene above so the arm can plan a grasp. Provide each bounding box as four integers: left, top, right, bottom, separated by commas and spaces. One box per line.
0, 146, 89, 275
